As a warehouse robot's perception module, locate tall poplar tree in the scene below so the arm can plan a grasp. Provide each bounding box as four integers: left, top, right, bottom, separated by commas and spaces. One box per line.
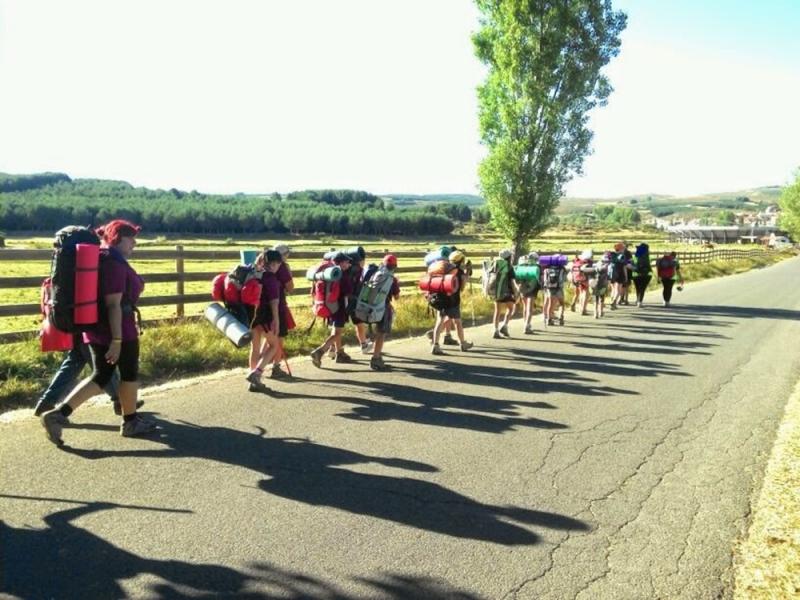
473, 0, 626, 256
778, 169, 800, 241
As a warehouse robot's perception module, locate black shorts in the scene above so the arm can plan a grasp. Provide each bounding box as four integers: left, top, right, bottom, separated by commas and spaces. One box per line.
90, 340, 139, 386
327, 311, 348, 329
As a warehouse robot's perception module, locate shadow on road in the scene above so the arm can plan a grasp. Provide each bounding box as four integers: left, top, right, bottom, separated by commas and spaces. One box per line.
55, 422, 588, 547
0, 495, 489, 599
654, 304, 800, 322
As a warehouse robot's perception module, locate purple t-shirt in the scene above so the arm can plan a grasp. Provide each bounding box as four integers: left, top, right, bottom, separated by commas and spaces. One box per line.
259, 271, 281, 308
84, 249, 144, 345
275, 262, 292, 320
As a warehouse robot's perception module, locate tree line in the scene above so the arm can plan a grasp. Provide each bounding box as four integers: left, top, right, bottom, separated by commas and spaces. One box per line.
0, 176, 466, 236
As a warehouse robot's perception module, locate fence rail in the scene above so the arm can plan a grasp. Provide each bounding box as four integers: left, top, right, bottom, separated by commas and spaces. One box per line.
0, 246, 770, 343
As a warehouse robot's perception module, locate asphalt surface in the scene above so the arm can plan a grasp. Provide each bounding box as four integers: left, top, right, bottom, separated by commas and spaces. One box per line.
2, 257, 800, 600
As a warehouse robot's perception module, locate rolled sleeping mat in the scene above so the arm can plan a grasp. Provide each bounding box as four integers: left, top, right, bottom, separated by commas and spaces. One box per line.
515, 265, 541, 282
318, 265, 342, 282
204, 303, 252, 348
418, 273, 460, 295
538, 254, 568, 268
74, 243, 100, 325
240, 249, 259, 265
340, 246, 365, 261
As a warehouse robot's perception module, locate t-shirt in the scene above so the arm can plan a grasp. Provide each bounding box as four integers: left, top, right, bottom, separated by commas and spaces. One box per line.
84, 248, 144, 345
259, 271, 281, 308
275, 261, 293, 324
333, 265, 354, 319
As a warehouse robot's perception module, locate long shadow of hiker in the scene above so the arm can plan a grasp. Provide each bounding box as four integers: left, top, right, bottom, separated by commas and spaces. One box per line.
58, 422, 589, 546
0, 495, 490, 599
316, 378, 566, 433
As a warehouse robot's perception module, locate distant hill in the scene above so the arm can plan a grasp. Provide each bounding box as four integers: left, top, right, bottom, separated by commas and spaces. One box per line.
383, 194, 485, 207
557, 186, 782, 216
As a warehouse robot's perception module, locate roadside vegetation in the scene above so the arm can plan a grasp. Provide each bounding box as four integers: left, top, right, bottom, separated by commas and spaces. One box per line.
733, 376, 800, 599
1, 251, 792, 414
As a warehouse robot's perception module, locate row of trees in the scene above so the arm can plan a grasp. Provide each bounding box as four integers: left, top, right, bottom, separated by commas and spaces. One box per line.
561, 205, 642, 227
0, 179, 458, 236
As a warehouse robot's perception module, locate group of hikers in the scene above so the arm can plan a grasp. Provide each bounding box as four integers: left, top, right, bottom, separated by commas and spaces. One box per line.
34, 220, 684, 447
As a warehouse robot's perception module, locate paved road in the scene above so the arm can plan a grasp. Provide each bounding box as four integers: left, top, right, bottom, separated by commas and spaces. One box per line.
2, 257, 800, 600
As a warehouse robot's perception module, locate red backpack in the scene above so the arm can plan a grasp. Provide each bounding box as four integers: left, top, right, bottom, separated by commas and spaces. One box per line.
571, 259, 587, 283
657, 255, 676, 279
308, 260, 341, 318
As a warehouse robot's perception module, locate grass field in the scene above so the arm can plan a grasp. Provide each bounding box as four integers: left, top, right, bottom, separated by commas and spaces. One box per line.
0, 228, 750, 334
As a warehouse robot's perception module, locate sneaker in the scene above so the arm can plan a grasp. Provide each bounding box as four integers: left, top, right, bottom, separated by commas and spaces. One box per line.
570, 304, 576, 312
310, 348, 323, 368
431, 344, 444, 355
636, 301, 642, 308
360, 341, 374, 355
41, 409, 67, 446
443, 334, 459, 346
370, 356, 389, 371
524, 326, 534, 335
112, 399, 145, 416
547, 318, 555, 326
335, 351, 353, 364
460, 341, 473, 351
610, 303, 617, 310
558, 316, 564, 326
120, 415, 158, 437
664, 301, 670, 308
492, 331, 502, 339
33, 400, 56, 417
499, 325, 510, 338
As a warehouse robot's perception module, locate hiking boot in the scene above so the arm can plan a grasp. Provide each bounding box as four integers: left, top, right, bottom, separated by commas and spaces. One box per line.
270, 364, 291, 380
610, 303, 617, 310
41, 409, 67, 446
112, 399, 145, 416
460, 341, 473, 351
33, 400, 55, 417
558, 316, 564, 326
492, 331, 502, 339
547, 318, 555, 327
524, 326, 534, 335
499, 325, 510, 338
310, 348, 323, 368
335, 351, 353, 364
443, 334, 459, 346
570, 304, 576, 312
246, 370, 263, 386
360, 340, 374, 355
370, 356, 389, 371
120, 415, 158, 437
431, 344, 444, 355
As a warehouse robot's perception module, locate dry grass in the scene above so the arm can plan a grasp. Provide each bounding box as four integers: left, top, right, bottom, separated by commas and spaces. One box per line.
733, 376, 800, 599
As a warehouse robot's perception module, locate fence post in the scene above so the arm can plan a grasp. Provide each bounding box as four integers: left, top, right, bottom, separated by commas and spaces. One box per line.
175, 245, 185, 318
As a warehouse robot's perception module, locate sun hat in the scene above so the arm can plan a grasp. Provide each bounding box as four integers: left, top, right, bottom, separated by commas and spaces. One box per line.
273, 244, 290, 257
448, 250, 465, 265
499, 249, 512, 259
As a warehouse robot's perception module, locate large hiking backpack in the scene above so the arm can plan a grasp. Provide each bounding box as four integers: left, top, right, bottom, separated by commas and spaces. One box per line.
354, 265, 395, 323
657, 255, 676, 279
634, 253, 651, 275
543, 266, 563, 290
481, 258, 509, 299
47, 225, 101, 333
307, 260, 342, 318
223, 264, 261, 306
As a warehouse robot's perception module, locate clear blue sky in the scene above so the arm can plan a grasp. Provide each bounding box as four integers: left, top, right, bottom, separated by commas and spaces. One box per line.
1, 0, 798, 198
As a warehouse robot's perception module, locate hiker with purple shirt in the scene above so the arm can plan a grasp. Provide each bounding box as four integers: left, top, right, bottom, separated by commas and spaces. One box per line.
41, 220, 155, 446
246, 250, 283, 391
270, 244, 295, 380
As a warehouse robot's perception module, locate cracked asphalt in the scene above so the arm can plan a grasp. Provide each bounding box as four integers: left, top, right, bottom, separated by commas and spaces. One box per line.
2, 257, 799, 599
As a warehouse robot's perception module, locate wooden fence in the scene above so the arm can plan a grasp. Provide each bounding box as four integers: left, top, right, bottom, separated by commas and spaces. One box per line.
0, 246, 769, 343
